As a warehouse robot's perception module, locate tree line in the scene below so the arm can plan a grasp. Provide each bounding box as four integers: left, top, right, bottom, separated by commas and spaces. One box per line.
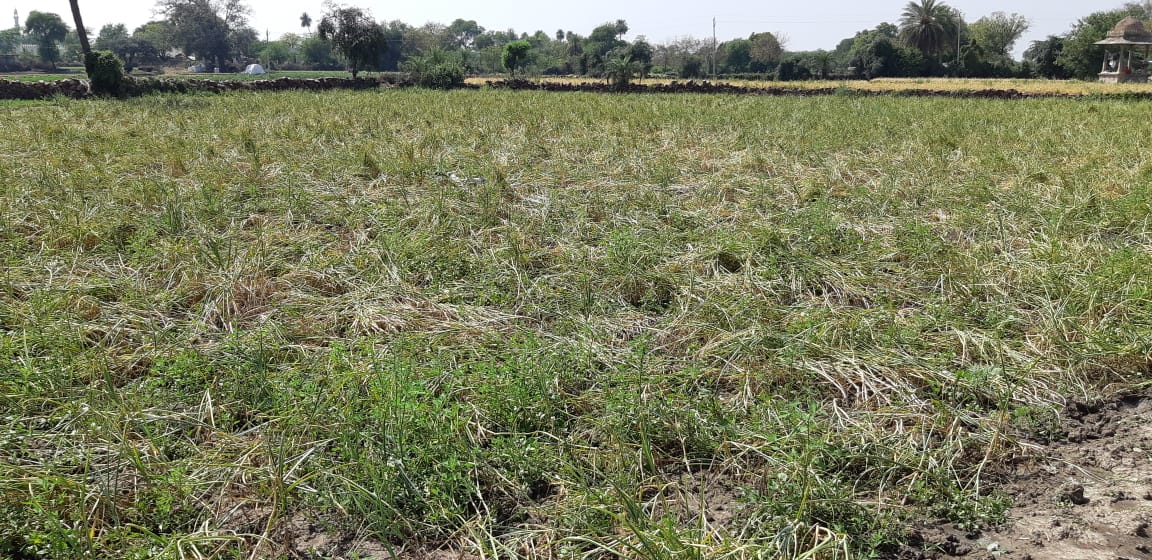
2, 0, 1144, 82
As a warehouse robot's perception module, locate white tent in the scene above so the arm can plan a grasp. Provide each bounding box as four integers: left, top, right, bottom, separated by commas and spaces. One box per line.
243, 64, 266, 75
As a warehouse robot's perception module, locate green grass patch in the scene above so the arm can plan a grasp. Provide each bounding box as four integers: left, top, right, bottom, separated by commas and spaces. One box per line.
0, 89, 1149, 558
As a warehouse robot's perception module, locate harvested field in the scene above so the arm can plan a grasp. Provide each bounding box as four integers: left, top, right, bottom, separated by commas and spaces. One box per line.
1, 89, 1150, 559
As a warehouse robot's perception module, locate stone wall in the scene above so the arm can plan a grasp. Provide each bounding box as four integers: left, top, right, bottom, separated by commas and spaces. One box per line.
0, 76, 386, 100
2, 75, 1151, 101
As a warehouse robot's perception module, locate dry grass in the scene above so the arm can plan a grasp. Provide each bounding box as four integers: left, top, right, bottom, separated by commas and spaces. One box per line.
474, 75, 1152, 96
1, 89, 1149, 559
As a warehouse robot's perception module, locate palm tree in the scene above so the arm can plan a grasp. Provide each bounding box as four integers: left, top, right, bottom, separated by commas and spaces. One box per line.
898, 0, 958, 61
68, 0, 91, 57
300, 12, 312, 33
603, 50, 636, 89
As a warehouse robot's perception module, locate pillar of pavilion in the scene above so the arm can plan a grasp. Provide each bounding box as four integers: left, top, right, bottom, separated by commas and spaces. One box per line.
1098, 17, 1152, 84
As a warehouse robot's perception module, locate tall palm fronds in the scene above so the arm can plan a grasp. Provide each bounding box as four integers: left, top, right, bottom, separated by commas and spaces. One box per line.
898, 0, 959, 60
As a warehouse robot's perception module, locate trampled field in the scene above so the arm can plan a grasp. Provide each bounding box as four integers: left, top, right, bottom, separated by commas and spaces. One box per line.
1, 90, 1150, 559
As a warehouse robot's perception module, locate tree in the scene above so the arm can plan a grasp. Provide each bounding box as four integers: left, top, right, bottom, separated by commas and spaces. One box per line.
807, 50, 833, 79
603, 47, 636, 88
68, 1, 91, 56
0, 28, 21, 55
403, 48, 464, 88
898, 0, 961, 61
95, 24, 130, 53
775, 56, 811, 81
446, 19, 483, 49
657, 36, 705, 74
316, 5, 385, 77
157, 0, 255, 68
300, 12, 311, 32
719, 38, 752, 73
133, 21, 174, 52
1058, 5, 1148, 80
301, 35, 335, 66
627, 36, 654, 79
584, 20, 629, 75
748, 32, 783, 71
1024, 35, 1066, 79
501, 40, 532, 75
680, 55, 704, 78
851, 24, 924, 78
259, 40, 292, 67
24, 11, 69, 69
968, 12, 1029, 59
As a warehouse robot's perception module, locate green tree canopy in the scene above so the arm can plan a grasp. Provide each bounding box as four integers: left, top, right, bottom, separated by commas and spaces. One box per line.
627, 36, 654, 78
748, 32, 783, 71
0, 28, 21, 55
719, 38, 752, 73
95, 23, 130, 53
447, 19, 483, 49
583, 19, 629, 75
851, 23, 923, 78
317, 6, 386, 77
501, 39, 532, 75
898, 0, 962, 61
1024, 35, 1066, 79
301, 35, 335, 66
24, 11, 70, 68
157, 0, 254, 67
968, 12, 1029, 59
259, 40, 292, 67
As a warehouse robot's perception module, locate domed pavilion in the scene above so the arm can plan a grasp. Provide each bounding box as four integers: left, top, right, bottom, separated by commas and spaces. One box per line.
1097, 17, 1152, 83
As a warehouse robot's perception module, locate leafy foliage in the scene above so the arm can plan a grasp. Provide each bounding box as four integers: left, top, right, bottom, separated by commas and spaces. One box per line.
967, 12, 1030, 59
851, 24, 925, 78
749, 32, 784, 69
898, 0, 961, 61
403, 48, 465, 88
501, 40, 532, 76
24, 11, 69, 68
1024, 35, 1067, 79
157, 0, 255, 68
317, 6, 386, 78
84, 50, 125, 96
603, 47, 636, 88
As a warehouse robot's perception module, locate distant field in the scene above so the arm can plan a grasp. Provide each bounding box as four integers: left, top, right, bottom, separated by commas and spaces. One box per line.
1, 89, 1150, 559
473, 76, 1152, 96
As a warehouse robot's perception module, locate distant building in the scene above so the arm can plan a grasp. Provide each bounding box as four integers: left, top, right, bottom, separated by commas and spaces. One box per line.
1097, 17, 1152, 84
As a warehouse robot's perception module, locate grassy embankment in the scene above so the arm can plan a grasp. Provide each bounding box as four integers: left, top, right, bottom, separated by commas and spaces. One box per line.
1, 90, 1150, 559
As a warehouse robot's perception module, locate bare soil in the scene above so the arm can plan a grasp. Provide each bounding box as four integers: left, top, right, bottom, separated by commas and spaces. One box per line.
905, 392, 1152, 560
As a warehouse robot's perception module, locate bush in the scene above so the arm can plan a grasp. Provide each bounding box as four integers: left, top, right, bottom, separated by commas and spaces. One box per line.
403, 49, 465, 89
85, 51, 125, 97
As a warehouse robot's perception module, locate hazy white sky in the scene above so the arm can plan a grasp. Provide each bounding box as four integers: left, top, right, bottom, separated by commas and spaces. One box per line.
15, 1, 1110, 57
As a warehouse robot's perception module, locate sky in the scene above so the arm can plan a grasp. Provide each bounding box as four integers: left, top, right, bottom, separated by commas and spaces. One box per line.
14, 0, 1112, 58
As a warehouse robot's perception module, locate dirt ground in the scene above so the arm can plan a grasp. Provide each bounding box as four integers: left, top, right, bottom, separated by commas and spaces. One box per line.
235, 393, 1152, 559
909, 392, 1152, 560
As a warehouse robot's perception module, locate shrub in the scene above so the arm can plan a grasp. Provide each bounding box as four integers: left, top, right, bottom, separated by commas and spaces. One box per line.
85, 50, 125, 97
403, 49, 465, 89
